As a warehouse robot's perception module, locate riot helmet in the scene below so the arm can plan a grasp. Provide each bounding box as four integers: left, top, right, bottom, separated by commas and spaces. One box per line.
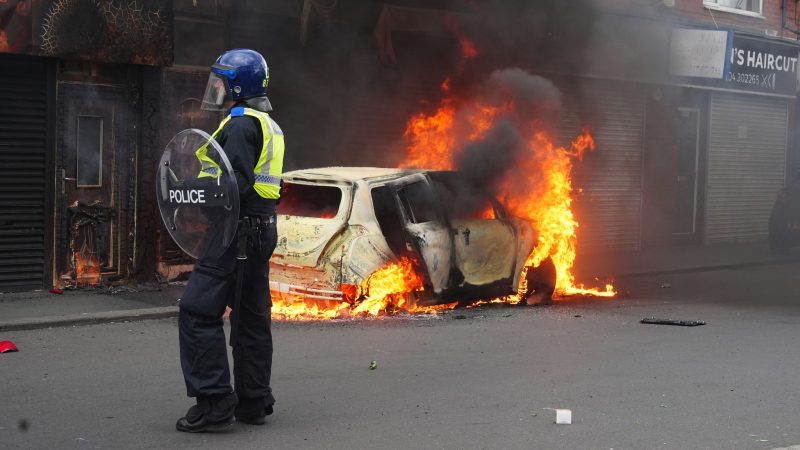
202, 49, 272, 112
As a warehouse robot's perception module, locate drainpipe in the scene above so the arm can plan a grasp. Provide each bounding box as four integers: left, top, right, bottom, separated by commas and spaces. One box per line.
782, 0, 800, 37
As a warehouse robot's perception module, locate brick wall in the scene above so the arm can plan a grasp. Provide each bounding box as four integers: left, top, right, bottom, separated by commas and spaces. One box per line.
600, 0, 796, 39
672, 0, 791, 38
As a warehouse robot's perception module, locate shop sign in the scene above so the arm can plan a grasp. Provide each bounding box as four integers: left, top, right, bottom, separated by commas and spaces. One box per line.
670, 29, 800, 96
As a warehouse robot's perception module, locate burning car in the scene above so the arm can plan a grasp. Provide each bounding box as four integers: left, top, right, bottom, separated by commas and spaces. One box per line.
269, 167, 557, 313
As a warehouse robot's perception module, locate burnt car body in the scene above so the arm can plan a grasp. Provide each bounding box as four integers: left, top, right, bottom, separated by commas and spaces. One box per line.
768, 175, 800, 254
269, 167, 553, 307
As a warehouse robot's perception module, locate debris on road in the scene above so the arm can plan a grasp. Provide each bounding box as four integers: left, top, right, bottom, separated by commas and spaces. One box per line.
49, 289, 64, 295
555, 409, 572, 424
543, 408, 572, 424
660, 283, 673, 289
640, 318, 706, 327
0, 340, 18, 353
369, 360, 377, 370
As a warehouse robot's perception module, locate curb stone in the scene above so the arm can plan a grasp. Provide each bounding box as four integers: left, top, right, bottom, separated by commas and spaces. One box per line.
0, 306, 179, 332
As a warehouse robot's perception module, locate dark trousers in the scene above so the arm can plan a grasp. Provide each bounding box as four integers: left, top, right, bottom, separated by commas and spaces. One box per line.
179, 218, 277, 407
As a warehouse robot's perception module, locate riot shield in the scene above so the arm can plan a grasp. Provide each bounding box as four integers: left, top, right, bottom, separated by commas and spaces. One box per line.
156, 129, 239, 260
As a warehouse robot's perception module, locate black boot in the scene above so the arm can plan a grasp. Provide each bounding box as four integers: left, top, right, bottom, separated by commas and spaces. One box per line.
176, 393, 237, 433
235, 397, 274, 425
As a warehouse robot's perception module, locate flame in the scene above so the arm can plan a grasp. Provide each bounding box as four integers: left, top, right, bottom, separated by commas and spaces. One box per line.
400, 87, 615, 300
508, 131, 616, 298
352, 257, 424, 315
74, 253, 101, 287
271, 299, 350, 321
271, 258, 457, 321
402, 102, 457, 170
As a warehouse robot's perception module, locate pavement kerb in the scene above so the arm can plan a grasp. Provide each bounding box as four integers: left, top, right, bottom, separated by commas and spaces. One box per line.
1, 255, 796, 332
612, 256, 796, 279
0, 306, 179, 332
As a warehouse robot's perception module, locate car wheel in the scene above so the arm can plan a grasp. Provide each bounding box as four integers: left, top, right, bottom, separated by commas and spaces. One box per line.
522, 257, 557, 306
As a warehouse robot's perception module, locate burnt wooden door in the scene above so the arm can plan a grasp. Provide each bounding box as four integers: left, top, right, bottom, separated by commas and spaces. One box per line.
57, 84, 137, 284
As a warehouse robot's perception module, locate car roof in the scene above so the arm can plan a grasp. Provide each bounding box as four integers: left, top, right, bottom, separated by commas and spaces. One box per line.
283, 167, 423, 183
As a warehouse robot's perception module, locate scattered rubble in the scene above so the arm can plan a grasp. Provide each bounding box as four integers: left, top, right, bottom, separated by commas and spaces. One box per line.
555, 409, 572, 425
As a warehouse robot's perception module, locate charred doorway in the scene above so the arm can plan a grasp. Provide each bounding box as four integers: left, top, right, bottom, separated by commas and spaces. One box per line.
642, 88, 709, 247
56, 77, 139, 287
674, 107, 702, 239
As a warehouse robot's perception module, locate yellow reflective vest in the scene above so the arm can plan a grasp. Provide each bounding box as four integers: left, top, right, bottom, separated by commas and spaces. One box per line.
196, 106, 285, 199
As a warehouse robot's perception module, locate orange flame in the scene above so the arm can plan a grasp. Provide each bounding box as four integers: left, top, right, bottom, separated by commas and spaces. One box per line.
271, 258, 457, 321
509, 131, 615, 298
401, 87, 615, 300
271, 299, 350, 321
352, 257, 425, 315
74, 253, 101, 287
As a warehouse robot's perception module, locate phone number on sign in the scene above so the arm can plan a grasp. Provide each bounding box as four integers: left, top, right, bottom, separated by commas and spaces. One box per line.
726, 72, 761, 85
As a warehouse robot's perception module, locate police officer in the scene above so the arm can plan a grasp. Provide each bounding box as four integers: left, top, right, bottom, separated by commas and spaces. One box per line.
176, 49, 284, 433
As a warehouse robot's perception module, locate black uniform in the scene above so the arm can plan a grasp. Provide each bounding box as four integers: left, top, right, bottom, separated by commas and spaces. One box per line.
178, 109, 277, 420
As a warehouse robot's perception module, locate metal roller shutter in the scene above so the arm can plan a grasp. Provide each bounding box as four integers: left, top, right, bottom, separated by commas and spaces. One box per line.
0, 56, 50, 291
560, 81, 645, 252
706, 93, 787, 244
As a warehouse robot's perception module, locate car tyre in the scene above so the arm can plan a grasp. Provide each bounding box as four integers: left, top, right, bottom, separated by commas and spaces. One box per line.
522, 257, 557, 306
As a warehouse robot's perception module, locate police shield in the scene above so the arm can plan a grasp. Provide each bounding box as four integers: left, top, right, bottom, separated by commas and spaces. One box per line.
157, 129, 239, 260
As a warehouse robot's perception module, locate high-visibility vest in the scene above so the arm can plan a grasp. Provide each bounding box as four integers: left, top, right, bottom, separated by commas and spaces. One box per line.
196, 106, 285, 199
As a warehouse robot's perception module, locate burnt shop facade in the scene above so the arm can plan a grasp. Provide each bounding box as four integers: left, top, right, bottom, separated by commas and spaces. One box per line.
650, 29, 799, 246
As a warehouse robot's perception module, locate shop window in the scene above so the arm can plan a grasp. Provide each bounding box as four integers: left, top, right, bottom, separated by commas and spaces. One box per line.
77, 116, 103, 187
703, 0, 763, 16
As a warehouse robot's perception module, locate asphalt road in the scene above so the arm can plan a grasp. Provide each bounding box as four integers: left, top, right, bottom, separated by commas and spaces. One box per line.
2, 262, 800, 450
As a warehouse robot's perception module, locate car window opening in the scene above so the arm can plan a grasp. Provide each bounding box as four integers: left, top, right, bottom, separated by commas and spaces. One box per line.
429, 177, 498, 220
397, 182, 438, 224
371, 186, 407, 257
278, 182, 342, 219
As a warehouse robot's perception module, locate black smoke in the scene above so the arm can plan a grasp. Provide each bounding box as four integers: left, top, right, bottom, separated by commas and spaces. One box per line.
218, 0, 666, 170
440, 68, 562, 215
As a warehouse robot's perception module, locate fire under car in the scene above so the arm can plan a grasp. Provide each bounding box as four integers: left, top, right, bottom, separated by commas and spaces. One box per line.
269, 167, 556, 308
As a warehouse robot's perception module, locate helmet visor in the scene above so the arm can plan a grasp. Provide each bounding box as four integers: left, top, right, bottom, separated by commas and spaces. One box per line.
201, 73, 228, 111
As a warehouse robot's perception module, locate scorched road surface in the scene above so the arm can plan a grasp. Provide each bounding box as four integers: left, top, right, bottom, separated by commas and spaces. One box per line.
2, 262, 800, 449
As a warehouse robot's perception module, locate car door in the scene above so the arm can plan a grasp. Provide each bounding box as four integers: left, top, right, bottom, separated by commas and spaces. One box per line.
449, 200, 517, 287
386, 174, 453, 295
429, 173, 517, 287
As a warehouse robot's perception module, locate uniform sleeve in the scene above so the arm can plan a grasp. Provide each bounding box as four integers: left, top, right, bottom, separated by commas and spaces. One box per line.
216, 117, 261, 196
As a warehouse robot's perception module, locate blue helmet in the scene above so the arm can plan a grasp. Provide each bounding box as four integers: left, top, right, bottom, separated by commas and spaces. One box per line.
202, 49, 271, 111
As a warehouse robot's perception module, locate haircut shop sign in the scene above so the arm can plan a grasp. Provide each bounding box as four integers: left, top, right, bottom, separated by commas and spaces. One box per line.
670, 29, 800, 96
